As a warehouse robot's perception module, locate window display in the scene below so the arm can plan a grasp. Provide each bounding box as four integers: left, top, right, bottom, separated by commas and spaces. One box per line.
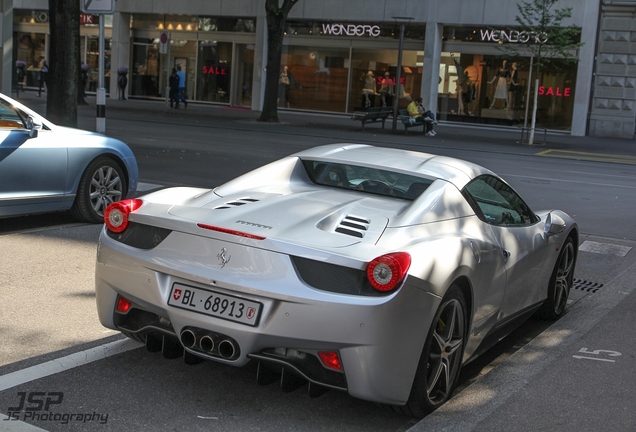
196, 41, 231, 103
438, 53, 576, 131
349, 49, 422, 113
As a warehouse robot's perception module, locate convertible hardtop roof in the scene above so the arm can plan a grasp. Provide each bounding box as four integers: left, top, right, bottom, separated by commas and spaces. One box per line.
294, 144, 495, 189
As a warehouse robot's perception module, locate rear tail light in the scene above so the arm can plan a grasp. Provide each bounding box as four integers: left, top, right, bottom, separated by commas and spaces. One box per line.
104, 199, 143, 233
366, 252, 411, 292
116, 296, 132, 313
318, 351, 342, 371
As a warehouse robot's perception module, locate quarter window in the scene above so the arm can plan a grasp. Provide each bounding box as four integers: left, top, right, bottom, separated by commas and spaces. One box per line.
463, 175, 538, 226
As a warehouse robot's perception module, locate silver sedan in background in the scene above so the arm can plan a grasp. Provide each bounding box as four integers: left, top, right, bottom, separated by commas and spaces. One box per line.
0, 92, 138, 222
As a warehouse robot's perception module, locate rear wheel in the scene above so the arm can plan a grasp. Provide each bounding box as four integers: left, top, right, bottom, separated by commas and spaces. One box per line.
71, 157, 127, 223
400, 285, 467, 418
536, 237, 575, 320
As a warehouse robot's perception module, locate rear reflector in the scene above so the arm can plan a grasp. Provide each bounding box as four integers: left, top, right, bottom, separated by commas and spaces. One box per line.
116, 296, 132, 313
197, 223, 266, 240
318, 351, 342, 371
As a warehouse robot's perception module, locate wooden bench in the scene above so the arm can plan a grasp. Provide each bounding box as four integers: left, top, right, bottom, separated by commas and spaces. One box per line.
351, 107, 392, 131
398, 109, 426, 135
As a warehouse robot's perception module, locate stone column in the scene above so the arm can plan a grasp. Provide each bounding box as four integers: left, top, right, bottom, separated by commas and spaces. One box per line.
421, 22, 443, 116
110, 12, 131, 98
252, 10, 267, 111
571, 0, 601, 136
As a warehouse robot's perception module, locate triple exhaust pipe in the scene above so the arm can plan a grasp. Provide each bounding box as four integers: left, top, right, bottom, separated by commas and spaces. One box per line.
180, 328, 239, 360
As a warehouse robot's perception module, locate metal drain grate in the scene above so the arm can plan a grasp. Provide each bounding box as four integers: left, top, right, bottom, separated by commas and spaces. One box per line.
572, 278, 604, 293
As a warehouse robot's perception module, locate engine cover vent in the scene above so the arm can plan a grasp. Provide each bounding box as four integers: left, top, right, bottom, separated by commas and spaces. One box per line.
335, 215, 369, 238
214, 198, 260, 210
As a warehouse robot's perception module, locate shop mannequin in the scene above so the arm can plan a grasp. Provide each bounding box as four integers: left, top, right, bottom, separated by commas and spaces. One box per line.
278, 66, 301, 108
455, 71, 472, 115
379, 72, 394, 107
488, 60, 510, 109
508, 62, 519, 110
361, 71, 378, 108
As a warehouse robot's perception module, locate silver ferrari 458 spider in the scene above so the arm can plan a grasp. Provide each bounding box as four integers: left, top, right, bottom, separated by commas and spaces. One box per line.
95, 144, 577, 417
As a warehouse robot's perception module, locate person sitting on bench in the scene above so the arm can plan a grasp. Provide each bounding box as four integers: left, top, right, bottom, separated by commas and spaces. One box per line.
407, 97, 437, 136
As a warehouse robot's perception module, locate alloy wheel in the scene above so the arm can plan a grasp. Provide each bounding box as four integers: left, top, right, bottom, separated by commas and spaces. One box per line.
89, 165, 123, 217
553, 241, 575, 315
426, 298, 465, 404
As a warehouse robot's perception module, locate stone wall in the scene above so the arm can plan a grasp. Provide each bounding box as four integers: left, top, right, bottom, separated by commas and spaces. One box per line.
589, 2, 636, 139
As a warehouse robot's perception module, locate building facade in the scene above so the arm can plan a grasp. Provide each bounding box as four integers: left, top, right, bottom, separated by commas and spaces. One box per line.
588, 0, 636, 138
5, 0, 634, 138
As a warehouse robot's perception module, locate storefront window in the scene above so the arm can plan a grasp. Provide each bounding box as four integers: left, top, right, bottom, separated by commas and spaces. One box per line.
349, 49, 422, 112
196, 41, 232, 103
84, 36, 112, 92
199, 17, 256, 32
437, 52, 577, 131
235, 44, 255, 107
131, 38, 160, 96
15, 32, 46, 87
279, 46, 350, 112
132, 14, 255, 32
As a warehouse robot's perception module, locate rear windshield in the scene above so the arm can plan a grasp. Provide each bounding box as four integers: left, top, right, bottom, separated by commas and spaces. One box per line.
303, 160, 434, 200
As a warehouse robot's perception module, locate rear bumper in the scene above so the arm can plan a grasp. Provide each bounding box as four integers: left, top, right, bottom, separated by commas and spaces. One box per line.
95, 228, 440, 404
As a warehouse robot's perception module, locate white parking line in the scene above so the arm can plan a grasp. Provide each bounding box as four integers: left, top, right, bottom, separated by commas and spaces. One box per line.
0, 414, 47, 431
0, 339, 142, 392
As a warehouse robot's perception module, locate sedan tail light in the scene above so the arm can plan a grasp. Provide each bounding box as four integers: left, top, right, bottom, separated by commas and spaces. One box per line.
366, 252, 411, 292
104, 199, 143, 233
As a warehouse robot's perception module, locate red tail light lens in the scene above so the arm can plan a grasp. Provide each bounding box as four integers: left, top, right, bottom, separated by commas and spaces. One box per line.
366, 252, 411, 292
318, 351, 342, 371
104, 199, 143, 233
116, 296, 132, 313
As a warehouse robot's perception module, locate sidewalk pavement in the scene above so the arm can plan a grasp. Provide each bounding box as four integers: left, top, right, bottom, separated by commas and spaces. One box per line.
11, 89, 636, 431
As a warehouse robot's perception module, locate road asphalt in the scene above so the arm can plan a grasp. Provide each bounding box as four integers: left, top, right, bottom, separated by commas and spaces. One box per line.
10, 89, 636, 431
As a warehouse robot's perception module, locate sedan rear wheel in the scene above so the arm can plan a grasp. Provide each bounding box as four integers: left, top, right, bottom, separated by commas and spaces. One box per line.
71, 157, 127, 223
402, 285, 466, 418
537, 237, 575, 320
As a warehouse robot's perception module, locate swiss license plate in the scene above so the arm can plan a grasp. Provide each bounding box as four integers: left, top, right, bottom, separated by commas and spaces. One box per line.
168, 283, 261, 326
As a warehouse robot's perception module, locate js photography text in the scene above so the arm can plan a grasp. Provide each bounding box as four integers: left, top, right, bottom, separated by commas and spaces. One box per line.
4, 391, 109, 425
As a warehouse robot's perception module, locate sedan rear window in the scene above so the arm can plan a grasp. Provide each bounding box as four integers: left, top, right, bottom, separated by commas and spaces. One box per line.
303, 160, 434, 200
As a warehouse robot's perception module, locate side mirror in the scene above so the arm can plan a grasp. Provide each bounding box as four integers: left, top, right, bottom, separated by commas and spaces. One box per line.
544, 212, 566, 237
26, 115, 43, 138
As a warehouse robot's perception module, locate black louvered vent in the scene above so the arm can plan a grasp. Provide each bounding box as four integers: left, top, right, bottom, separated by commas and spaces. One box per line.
214, 198, 260, 210
291, 256, 388, 297
335, 215, 369, 238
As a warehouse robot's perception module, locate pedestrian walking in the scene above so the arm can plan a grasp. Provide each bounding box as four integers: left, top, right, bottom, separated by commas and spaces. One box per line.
176, 65, 187, 108
38, 59, 48, 97
169, 67, 180, 108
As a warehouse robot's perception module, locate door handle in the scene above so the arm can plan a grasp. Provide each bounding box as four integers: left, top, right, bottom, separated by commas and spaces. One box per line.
502, 249, 510, 261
